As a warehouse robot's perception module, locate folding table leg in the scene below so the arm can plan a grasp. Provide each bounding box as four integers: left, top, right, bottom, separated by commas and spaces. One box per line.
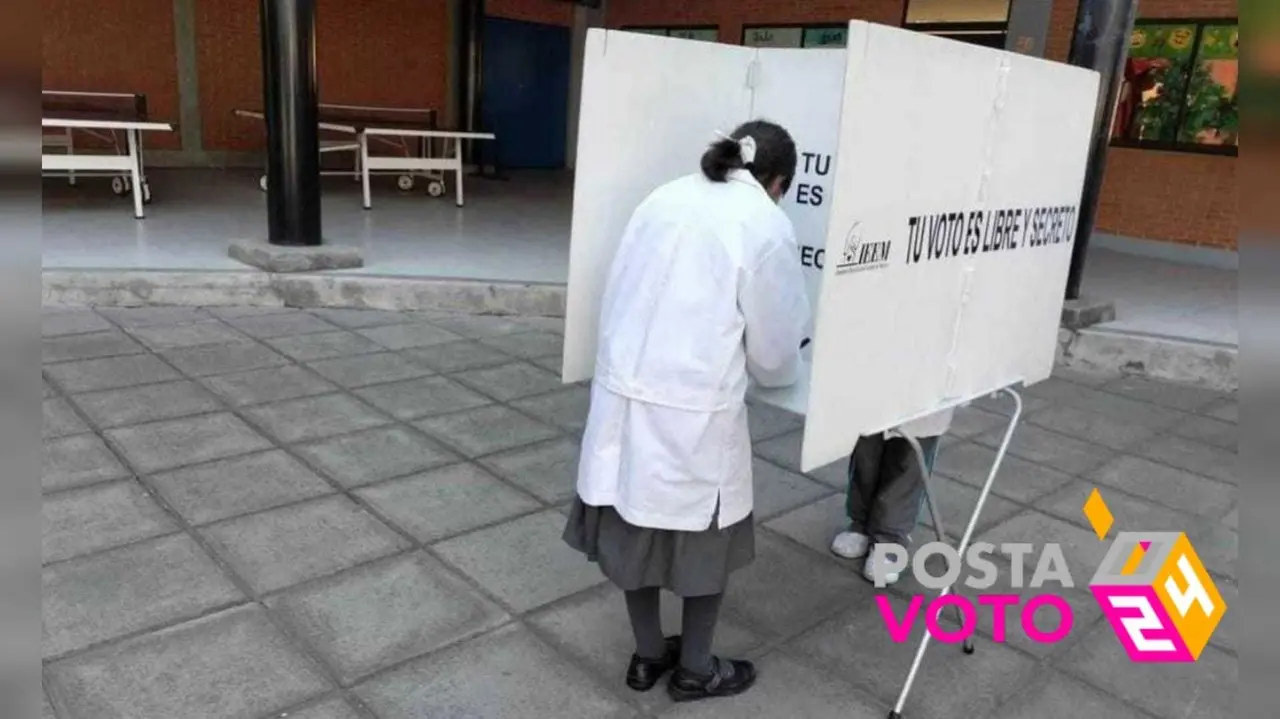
66, 127, 76, 186
454, 139, 465, 207
886, 389, 1024, 719
359, 133, 372, 210
126, 129, 145, 219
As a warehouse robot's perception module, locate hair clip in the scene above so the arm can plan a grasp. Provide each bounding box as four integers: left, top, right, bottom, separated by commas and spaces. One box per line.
714, 130, 757, 165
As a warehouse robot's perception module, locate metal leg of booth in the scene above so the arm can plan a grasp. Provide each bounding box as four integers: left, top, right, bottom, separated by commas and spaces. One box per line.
885, 388, 1024, 719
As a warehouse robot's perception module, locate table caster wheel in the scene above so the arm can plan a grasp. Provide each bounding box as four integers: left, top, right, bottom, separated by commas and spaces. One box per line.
887, 712, 903, 719
426, 180, 446, 197
963, 639, 975, 654
397, 174, 416, 191
259, 174, 269, 192
111, 176, 130, 196
141, 181, 152, 205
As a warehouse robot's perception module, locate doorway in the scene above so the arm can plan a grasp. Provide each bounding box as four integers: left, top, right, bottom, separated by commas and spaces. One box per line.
481, 16, 572, 169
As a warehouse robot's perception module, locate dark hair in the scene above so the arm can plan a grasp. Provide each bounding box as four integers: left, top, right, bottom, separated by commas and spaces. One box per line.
699, 119, 798, 196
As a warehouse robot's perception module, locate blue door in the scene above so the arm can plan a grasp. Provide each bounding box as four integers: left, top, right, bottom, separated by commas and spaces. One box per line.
481, 17, 571, 169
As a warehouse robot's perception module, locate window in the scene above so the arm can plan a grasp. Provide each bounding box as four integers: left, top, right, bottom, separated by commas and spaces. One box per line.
621, 26, 719, 43
1112, 20, 1238, 154
742, 25, 846, 49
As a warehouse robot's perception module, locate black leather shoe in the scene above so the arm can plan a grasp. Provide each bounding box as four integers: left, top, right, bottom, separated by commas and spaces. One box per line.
626, 636, 681, 691
667, 656, 757, 702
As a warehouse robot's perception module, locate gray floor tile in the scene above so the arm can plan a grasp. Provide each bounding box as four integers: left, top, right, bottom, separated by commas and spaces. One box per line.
44, 354, 180, 393
160, 341, 289, 377
201, 305, 298, 319
42, 689, 54, 719
933, 441, 1076, 503
244, 393, 391, 444
1036, 480, 1192, 536
751, 459, 835, 522
972, 426, 1116, 477
308, 308, 415, 328
914, 473, 1025, 538
1050, 385, 1190, 429
295, 426, 458, 488
1222, 505, 1237, 530
70, 380, 222, 429
42, 480, 178, 564
354, 624, 632, 719
44, 379, 56, 398
267, 552, 510, 685
200, 495, 409, 594
479, 437, 579, 504
105, 412, 272, 474
1170, 413, 1237, 450
529, 353, 563, 375
355, 321, 462, 350
414, 405, 560, 457
509, 315, 565, 334
127, 321, 249, 350
1101, 375, 1226, 412
201, 365, 338, 406
751, 431, 848, 489
306, 352, 434, 388
426, 313, 532, 339
663, 652, 885, 719
1129, 433, 1237, 485
267, 331, 383, 362
1188, 523, 1237, 581
972, 391, 1049, 416
42, 309, 112, 337
1057, 622, 1236, 718
96, 306, 211, 328
1208, 579, 1237, 652
987, 668, 1152, 719
948, 405, 1009, 439
746, 400, 804, 442
45, 605, 331, 719
764, 495, 857, 562
510, 386, 591, 433
42, 533, 243, 659
43, 434, 130, 493
354, 375, 492, 420
401, 339, 513, 373
723, 532, 868, 639
43, 330, 145, 363
1201, 397, 1237, 423
276, 697, 364, 719
149, 450, 335, 526
1050, 365, 1119, 387
43, 398, 88, 439
222, 312, 339, 338
1025, 405, 1162, 451
355, 463, 541, 543
451, 361, 564, 402
1088, 455, 1234, 518
787, 598, 1039, 718
433, 509, 606, 612
478, 330, 563, 359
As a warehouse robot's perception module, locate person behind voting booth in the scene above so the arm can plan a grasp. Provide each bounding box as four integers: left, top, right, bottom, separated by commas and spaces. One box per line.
830, 407, 955, 585
563, 120, 809, 702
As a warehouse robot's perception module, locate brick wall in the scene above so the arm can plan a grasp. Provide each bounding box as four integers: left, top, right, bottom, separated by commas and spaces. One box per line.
42, 0, 182, 150
195, 0, 450, 152
489, 0, 575, 26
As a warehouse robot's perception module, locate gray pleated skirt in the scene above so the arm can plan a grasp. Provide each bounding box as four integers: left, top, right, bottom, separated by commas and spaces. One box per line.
562, 496, 755, 597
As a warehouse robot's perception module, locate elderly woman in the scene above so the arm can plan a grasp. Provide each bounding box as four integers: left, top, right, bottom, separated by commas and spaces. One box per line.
563, 120, 810, 703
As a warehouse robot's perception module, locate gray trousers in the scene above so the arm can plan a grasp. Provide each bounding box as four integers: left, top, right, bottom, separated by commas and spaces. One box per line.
845, 434, 941, 545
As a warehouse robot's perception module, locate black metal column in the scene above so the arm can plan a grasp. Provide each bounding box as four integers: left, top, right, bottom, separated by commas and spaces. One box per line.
454, 0, 485, 161
1062, 0, 1139, 299
260, 0, 321, 246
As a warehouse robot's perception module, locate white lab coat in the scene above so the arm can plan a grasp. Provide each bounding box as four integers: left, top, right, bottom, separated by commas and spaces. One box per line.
577, 169, 811, 532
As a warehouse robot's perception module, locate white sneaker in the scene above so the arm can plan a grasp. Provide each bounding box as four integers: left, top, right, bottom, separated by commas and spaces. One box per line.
830, 530, 871, 559
863, 546, 902, 586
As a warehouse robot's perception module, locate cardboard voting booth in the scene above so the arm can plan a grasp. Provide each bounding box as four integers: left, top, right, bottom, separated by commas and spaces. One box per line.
563, 22, 1099, 473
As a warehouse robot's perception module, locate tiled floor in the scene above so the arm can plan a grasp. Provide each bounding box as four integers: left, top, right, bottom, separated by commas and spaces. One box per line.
41, 305, 1237, 719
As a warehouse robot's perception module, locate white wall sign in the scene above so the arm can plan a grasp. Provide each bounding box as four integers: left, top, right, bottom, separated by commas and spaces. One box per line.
564, 23, 1099, 471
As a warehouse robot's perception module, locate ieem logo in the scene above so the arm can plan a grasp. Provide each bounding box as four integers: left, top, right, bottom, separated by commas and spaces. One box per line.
874, 488, 1227, 662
